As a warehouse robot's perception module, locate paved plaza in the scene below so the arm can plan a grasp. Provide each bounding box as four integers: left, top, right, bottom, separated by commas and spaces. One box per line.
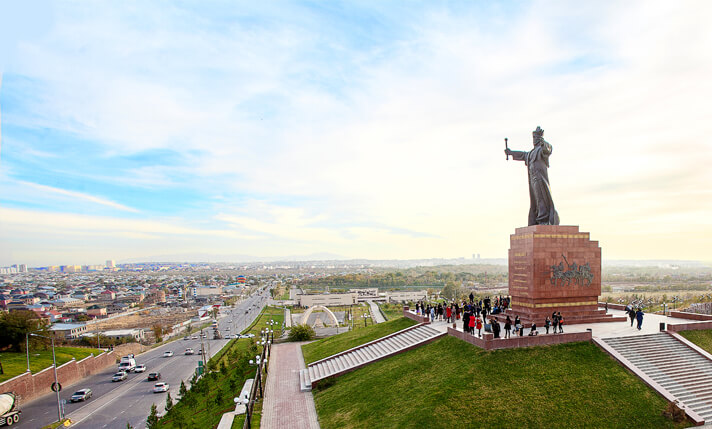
418, 307, 701, 339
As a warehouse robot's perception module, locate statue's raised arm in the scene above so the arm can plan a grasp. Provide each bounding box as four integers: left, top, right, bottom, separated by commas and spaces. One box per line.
504, 126, 560, 226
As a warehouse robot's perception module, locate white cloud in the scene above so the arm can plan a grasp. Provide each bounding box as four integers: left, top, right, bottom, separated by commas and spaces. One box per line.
2, 1, 712, 263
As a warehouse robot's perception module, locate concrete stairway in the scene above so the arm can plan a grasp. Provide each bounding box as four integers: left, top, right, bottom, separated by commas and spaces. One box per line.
602, 333, 712, 422
300, 323, 445, 391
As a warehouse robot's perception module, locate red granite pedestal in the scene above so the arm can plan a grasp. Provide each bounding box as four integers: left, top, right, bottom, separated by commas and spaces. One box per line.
499, 225, 625, 326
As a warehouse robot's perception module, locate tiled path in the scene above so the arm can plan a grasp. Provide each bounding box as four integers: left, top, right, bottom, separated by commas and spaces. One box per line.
261, 342, 319, 429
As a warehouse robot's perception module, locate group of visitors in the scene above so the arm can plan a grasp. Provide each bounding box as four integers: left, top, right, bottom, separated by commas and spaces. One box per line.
414, 294, 512, 323
625, 304, 644, 330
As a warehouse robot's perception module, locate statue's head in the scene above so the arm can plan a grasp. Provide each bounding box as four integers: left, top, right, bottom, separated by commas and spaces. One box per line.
532, 126, 544, 145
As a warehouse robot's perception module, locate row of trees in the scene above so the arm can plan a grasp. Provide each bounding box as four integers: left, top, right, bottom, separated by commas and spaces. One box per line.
300, 269, 507, 289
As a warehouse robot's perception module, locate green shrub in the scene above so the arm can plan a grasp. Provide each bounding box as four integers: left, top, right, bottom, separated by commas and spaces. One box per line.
288, 324, 315, 341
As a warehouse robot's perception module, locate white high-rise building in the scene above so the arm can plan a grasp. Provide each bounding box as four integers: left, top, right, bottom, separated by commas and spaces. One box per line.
106, 260, 116, 268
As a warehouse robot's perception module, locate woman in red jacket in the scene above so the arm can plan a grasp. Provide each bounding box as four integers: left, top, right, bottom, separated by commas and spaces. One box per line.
476, 317, 483, 337
469, 315, 476, 335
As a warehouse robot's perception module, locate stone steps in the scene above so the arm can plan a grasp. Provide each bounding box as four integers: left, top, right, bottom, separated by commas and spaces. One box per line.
300, 323, 445, 391
602, 333, 712, 423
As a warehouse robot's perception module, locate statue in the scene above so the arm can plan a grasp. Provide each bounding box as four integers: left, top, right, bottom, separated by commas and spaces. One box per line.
505, 126, 560, 226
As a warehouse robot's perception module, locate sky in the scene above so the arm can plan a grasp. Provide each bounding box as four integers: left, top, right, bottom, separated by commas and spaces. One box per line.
1, 1, 711, 266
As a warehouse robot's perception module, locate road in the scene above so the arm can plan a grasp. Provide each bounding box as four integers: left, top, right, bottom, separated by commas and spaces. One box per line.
16, 288, 271, 429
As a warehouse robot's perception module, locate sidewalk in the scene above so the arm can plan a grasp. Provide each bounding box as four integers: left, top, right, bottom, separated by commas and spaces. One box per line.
261, 342, 319, 429
367, 300, 386, 324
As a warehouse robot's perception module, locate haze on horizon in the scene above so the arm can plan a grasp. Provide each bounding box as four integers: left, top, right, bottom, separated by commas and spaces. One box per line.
1, 1, 711, 267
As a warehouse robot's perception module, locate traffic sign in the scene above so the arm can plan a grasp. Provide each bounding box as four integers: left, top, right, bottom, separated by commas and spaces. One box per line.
51, 382, 62, 392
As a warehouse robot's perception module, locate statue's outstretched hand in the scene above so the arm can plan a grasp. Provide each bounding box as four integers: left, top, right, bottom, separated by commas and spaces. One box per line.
504, 148, 512, 155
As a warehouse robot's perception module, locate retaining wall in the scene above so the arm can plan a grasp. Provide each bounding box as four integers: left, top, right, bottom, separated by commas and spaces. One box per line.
402, 307, 430, 324
447, 327, 592, 350
0, 350, 116, 404
667, 321, 712, 333
669, 311, 712, 321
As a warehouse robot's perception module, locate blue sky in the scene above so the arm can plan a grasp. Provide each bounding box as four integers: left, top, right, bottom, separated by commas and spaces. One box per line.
1, 1, 712, 265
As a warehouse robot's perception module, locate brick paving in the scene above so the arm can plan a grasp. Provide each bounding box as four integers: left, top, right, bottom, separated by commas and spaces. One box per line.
261, 342, 319, 429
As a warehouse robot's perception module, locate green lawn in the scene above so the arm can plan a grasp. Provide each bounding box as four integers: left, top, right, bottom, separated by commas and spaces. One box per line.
301, 317, 416, 364
158, 306, 282, 429
313, 336, 685, 429
0, 346, 104, 383
678, 329, 712, 353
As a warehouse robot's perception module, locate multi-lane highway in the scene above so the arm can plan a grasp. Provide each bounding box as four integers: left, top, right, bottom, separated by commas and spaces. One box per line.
17, 288, 271, 429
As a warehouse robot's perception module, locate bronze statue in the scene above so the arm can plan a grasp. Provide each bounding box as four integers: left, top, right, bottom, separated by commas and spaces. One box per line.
505, 126, 560, 226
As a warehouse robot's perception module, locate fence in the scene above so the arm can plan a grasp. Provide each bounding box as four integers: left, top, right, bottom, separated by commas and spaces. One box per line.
243, 340, 271, 429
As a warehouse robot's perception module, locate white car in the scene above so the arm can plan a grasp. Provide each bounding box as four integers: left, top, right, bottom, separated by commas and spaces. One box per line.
185, 348, 194, 355
112, 372, 127, 382
163, 351, 174, 357
134, 364, 147, 373
153, 382, 170, 393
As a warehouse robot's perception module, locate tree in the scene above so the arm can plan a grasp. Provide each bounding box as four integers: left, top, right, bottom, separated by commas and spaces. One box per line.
126, 423, 134, 429
288, 324, 315, 342
165, 392, 173, 412
220, 361, 228, 375
152, 324, 164, 343
179, 380, 187, 397
146, 404, 159, 429
0, 310, 50, 352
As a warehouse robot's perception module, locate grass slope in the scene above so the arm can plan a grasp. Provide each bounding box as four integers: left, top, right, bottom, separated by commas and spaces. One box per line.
0, 346, 103, 383
302, 317, 416, 364
678, 329, 712, 353
314, 336, 682, 429
158, 306, 283, 429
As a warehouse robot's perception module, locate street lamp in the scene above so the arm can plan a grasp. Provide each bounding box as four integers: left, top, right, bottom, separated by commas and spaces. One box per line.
30, 333, 63, 423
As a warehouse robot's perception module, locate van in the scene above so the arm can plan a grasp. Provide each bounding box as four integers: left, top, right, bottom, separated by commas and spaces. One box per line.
118, 357, 137, 372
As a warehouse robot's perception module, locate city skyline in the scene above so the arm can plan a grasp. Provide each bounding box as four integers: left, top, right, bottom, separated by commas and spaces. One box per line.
1, 1, 712, 266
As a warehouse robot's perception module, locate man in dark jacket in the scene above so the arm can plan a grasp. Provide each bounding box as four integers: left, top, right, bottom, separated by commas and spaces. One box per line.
636, 309, 644, 330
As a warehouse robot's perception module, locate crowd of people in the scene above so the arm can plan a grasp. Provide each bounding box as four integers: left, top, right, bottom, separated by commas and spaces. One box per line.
413, 297, 565, 339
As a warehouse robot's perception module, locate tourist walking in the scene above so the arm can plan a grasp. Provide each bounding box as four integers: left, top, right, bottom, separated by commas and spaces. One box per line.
557, 312, 564, 333
430, 306, 435, 322
504, 316, 512, 339
476, 317, 483, 337
514, 316, 522, 337
544, 316, 551, 334
636, 309, 644, 330
469, 315, 476, 335
629, 308, 636, 327
446, 305, 452, 323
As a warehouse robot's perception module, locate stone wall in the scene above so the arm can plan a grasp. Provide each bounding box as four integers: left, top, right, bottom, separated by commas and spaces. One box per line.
447, 326, 592, 350
402, 307, 430, 324
667, 321, 712, 333
0, 350, 116, 404
669, 311, 712, 321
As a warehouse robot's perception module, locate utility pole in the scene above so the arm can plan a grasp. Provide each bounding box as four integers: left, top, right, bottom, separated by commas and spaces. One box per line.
26, 333, 30, 373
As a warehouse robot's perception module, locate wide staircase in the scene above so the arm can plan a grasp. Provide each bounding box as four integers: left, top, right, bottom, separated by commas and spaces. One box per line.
300, 323, 445, 391
601, 333, 712, 422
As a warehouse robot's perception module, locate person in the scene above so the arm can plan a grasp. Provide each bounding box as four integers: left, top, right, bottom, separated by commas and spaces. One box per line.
476, 317, 483, 337
552, 313, 559, 334
629, 307, 636, 327
605, 301, 609, 313
463, 309, 471, 334
491, 318, 501, 338
504, 126, 560, 226
636, 309, 644, 330
469, 315, 476, 335
430, 306, 435, 323
446, 305, 452, 323
557, 312, 564, 333
469, 292, 474, 303
514, 316, 521, 337
528, 323, 538, 336
504, 316, 512, 339
544, 316, 551, 334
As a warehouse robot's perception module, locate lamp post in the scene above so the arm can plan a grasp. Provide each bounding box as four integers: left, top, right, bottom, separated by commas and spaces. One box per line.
26, 333, 30, 373
30, 333, 62, 423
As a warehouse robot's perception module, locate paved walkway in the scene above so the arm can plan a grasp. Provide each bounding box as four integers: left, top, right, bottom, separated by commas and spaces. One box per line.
415, 308, 700, 339
261, 342, 319, 429
368, 300, 386, 324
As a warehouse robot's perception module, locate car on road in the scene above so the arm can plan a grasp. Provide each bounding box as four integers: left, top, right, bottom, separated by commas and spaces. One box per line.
153, 382, 170, 393
134, 364, 147, 373
185, 348, 194, 355
163, 351, 174, 357
70, 389, 93, 402
191, 335, 198, 340
112, 372, 127, 382
147, 372, 161, 381
184, 336, 190, 340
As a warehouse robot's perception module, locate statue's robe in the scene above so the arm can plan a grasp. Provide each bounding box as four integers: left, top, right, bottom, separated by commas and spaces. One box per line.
510, 140, 560, 226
